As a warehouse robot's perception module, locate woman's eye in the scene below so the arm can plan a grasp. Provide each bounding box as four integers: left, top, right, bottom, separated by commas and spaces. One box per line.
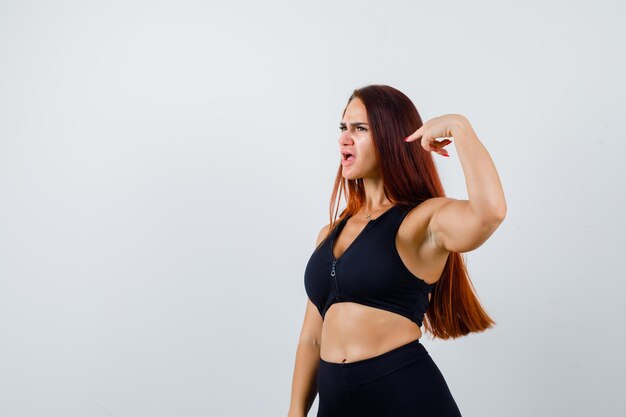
339, 126, 367, 132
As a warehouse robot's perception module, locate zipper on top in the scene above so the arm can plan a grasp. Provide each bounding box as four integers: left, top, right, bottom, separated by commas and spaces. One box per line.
327, 206, 396, 305
331, 259, 339, 301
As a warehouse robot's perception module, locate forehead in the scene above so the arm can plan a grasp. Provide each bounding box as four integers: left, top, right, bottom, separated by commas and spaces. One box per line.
341, 98, 367, 122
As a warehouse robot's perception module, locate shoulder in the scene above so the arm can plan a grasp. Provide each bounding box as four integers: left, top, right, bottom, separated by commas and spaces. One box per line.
315, 223, 331, 247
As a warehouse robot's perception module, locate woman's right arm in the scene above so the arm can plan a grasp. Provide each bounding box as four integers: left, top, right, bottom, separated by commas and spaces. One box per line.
287, 225, 328, 417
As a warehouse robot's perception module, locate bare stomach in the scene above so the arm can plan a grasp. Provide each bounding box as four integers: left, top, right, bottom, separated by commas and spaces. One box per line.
319, 302, 423, 364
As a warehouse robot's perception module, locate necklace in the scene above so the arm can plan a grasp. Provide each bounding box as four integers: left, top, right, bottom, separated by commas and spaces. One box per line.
363, 205, 392, 221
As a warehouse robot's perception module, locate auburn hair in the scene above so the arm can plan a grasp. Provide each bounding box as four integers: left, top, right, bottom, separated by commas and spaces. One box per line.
324, 84, 495, 339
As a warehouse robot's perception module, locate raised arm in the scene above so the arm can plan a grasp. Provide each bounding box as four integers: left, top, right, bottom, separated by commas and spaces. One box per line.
427, 116, 507, 253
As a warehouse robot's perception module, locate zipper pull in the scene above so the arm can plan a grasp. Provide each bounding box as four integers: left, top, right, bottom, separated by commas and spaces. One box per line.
331, 259, 339, 301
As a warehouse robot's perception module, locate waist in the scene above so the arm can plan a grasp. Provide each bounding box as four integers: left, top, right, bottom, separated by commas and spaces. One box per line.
318, 337, 430, 387
319, 303, 423, 363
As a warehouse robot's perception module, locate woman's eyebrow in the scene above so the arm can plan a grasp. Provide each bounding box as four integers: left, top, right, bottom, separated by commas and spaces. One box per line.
339, 121, 369, 127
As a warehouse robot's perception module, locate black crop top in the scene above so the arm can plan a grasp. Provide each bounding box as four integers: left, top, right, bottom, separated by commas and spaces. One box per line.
304, 203, 437, 327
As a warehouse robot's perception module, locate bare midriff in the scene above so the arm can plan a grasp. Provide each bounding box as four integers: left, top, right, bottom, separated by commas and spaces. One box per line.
319, 302, 425, 364
320, 202, 446, 364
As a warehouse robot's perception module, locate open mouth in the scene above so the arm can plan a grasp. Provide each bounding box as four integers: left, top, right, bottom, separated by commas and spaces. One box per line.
342, 151, 356, 161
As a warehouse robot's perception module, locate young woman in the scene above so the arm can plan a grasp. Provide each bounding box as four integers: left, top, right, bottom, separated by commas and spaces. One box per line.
287, 84, 506, 417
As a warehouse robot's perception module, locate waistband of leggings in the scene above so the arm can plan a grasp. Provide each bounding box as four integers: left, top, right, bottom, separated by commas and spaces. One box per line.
318, 338, 429, 386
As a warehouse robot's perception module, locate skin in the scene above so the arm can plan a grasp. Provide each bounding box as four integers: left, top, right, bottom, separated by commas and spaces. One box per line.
288, 97, 507, 417
319, 97, 445, 363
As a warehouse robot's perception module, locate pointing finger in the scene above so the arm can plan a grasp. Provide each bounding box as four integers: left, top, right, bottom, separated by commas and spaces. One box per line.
403, 126, 423, 142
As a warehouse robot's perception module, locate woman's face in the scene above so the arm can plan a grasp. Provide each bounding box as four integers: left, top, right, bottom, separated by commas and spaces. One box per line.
338, 98, 379, 180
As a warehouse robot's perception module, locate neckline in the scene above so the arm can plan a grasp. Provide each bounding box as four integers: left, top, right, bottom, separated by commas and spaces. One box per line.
330, 205, 397, 262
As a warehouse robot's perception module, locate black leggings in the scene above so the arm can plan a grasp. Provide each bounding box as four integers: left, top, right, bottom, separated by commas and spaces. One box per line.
316, 338, 462, 417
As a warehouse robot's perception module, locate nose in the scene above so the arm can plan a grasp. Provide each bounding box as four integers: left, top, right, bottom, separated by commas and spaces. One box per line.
338, 130, 353, 146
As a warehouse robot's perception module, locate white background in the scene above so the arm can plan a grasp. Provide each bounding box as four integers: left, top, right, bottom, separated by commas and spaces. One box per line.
1, 1, 624, 416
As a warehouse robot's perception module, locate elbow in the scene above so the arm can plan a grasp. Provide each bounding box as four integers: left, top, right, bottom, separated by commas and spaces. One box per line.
308, 336, 321, 348
470, 199, 507, 225
479, 208, 506, 228
299, 335, 321, 348
492, 206, 507, 223
485, 202, 507, 224
496, 202, 507, 221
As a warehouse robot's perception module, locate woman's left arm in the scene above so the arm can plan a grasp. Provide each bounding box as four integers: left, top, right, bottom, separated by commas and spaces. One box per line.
405, 114, 507, 253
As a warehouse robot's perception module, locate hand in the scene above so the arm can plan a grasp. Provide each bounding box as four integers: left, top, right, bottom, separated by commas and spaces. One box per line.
403, 114, 466, 157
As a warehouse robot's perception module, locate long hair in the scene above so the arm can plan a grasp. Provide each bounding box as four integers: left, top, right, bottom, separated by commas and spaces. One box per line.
324, 84, 495, 339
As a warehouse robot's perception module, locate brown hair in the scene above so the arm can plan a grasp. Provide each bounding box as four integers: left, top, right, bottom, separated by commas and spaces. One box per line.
324, 84, 495, 339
